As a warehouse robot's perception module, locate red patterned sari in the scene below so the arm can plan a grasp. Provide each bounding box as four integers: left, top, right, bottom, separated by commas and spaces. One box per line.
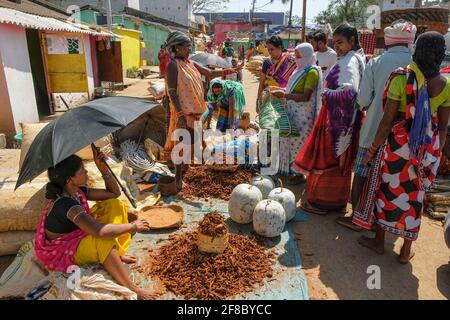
353, 67, 441, 240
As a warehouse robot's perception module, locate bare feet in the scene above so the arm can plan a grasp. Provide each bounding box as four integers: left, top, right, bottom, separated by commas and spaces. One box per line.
398, 247, 415, 264
120, 255, 137, 264
336, 216, 363, 232
136, 288, 163, 300
357, 236, 385, 254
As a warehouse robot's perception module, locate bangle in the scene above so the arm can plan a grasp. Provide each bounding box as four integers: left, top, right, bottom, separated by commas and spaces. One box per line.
177, 111, 185, 117
131, 222, 137, 235
102, 173, 112, 180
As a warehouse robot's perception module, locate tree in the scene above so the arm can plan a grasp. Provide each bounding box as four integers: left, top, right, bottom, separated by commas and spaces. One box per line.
315, 0, 381, 29
291, 15, 302, 27
192, 0, 230, 13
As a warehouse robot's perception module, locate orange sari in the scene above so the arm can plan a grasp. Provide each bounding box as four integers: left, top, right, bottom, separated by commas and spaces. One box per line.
163, 59, 206, 160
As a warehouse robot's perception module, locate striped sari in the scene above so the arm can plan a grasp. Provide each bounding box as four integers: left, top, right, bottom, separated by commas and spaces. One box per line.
263, 53, 297, 89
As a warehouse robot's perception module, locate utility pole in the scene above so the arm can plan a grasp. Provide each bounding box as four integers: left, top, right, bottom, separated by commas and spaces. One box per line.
106, 0, 113, 31
250, 0, 256, 42
301, 0, 307, 42
288, 0, 294, 45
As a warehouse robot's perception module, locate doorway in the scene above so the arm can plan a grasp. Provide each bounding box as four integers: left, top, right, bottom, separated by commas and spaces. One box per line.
26, 29, 51, 116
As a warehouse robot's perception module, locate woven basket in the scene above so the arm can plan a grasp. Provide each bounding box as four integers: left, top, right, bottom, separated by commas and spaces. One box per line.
197, 232, 229, 254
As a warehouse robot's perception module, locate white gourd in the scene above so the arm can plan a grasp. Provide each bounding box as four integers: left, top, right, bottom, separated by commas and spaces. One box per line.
250, 175, 275, 199
268, 179, 296, 222
229, 184, 263, 224
253, 199, 286, 237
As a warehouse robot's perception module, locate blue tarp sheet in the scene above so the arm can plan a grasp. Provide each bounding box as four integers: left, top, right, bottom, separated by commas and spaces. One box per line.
129, 196, 309, 300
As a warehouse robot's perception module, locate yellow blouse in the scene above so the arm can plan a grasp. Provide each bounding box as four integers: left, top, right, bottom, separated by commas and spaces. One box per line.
387, 73, 450, 114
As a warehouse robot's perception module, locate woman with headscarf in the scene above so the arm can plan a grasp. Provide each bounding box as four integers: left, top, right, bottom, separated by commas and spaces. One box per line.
352, 32, 450, 263
293, 24, 366, 214
163, 31, 236, 190
270, 43, 323, 183
202, 79, 246, 133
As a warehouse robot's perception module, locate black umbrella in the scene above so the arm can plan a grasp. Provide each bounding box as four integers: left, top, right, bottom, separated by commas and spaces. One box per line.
16, 97, 162, 208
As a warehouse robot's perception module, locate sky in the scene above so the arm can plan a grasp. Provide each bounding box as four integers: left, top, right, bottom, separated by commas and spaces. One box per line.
218, 0, 332, 23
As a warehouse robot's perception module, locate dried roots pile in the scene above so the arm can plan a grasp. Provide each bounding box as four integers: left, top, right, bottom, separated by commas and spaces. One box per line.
198, 212, 228, 238
143, 231, 275, 299
181, 165, 252, 200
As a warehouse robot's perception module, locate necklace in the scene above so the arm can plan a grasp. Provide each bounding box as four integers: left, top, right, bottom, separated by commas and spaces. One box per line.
63, 190, 81, 204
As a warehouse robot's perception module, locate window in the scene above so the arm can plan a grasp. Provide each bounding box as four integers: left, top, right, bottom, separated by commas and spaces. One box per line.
68, 38, 80, 54
46, 35, 83, 55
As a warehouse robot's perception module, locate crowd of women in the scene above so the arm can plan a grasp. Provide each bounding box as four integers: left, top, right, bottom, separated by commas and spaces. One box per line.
31, 22, 450, 300
253, 22, 450, 265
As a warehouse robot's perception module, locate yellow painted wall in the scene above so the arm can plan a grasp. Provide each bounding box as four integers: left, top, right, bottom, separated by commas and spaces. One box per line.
42, 33, 88, 93
45, 54, 88, 92
115, 27, 142, 73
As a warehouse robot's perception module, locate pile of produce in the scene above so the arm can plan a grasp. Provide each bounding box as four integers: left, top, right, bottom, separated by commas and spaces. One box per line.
180, 165, 252, 200
198, 212, 228, 238
229, 178, 296, 238
246, 55, 265, 79
142, 223, 275, 299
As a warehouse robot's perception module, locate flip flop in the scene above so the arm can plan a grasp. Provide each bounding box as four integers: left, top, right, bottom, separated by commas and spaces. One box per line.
300, 201, 328, 215
336, 216, 363, 232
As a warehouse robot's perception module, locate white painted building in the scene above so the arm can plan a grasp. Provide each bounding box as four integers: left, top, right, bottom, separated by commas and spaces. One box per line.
48, 0, 194, 27
138, 0, 194, 27
382, 0, 421, 11
0, 23, 40, 138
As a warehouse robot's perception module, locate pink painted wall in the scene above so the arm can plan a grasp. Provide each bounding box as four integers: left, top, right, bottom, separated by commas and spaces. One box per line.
213, 22, 265, 44
0, 48, 16, 141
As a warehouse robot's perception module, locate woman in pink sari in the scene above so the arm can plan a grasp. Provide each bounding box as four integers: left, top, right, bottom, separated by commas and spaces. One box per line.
34, 145, 159, 299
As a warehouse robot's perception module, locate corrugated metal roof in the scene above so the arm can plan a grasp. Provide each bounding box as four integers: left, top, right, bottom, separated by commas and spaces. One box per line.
0, 0, 69, 20
0, 7, 112, 36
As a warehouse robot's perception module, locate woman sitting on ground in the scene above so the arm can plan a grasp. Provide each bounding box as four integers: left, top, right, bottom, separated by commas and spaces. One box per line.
34, 145, 158, 299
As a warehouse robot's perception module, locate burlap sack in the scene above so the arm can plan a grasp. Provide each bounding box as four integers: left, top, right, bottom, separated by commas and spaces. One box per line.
40, 265, 137, 300
0, 240, 49, 298
19, 123, 48, 171
0, 187, 46, 233
0, 231, 36, 256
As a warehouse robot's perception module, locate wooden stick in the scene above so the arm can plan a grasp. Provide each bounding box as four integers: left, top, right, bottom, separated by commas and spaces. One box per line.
91, 143, 137, 209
